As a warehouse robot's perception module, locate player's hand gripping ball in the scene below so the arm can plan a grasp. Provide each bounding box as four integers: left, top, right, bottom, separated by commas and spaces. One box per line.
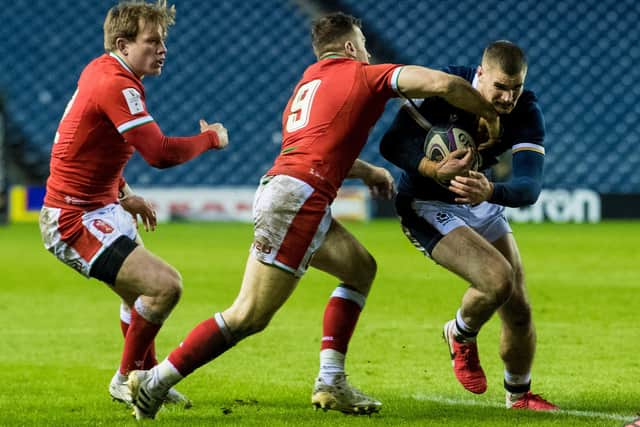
423, 125, 480, 171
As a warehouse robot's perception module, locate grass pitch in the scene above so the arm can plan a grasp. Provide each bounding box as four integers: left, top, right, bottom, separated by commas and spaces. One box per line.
1, 220, 639, 426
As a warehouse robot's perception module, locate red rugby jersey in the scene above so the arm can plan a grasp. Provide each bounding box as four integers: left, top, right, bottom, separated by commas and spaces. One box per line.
45, 53, 217, 210
268, 58, 403, 199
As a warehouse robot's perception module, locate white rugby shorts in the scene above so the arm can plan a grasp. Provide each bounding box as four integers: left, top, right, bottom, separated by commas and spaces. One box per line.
39, 203, 137, 277
397, 197, 511, 257
251, 175, 332, 277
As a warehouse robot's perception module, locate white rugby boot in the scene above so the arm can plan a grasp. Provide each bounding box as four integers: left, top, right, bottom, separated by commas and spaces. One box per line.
311, 374, 381, 415
110, 370, 191, 409
128, 369, 168, 420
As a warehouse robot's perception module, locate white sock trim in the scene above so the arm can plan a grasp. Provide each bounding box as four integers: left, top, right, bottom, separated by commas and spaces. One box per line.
134, 297, 166, 324
330, 286, 366, 309
113, 369, 128, 383
455, 308, 477, 335
504, 370, 531, 387
319, 349, 345, 385
153, 359, 183, 390
320, 348, 345, 365
120, 303, 131, 324
214, 312, 234, 344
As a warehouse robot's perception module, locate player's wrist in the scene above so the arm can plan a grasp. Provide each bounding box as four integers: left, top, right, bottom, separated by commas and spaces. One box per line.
206, 130, 221, 149
418, 157, 437, 179
118, 182, 134, 202
487, 181, 495, 200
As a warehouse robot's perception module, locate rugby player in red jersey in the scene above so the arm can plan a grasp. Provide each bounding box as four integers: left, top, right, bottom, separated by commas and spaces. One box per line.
38, 0, 228, 410
127, 12, 499, 420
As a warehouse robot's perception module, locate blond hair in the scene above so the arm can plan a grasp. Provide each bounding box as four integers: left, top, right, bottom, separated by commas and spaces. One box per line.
103, 0, 176, 52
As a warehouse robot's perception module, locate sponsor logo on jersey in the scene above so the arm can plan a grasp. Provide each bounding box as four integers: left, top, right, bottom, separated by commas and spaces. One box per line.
92, 219, 114, 234
64, 195, 92, 205
122, 88, 144, 115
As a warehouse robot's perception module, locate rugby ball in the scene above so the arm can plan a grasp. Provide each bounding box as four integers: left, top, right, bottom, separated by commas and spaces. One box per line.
423, 125, 479, 171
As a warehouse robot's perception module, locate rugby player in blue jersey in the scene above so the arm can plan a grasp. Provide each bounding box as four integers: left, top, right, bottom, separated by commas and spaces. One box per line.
380, 40, 557, 411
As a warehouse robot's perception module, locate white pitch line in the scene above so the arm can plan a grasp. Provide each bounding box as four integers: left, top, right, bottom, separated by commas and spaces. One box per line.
412, 393, 633, 422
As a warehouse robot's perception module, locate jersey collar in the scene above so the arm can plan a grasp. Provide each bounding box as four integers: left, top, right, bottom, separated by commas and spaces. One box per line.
109, 52, 136, 76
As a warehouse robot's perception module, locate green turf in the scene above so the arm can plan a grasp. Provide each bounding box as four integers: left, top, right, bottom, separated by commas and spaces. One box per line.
1, 220, 639, 426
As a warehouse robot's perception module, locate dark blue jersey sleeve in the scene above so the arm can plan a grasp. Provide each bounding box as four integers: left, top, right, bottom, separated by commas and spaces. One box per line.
489, 149, 544, 207
380, 104, 426, 175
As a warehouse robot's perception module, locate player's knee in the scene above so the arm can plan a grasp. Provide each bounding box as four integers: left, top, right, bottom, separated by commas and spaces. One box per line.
361, 252, 377, 286
233, 315, 272, 340
488, 265, 515, 306
226, 306, 273, 340
505, 299, 532, 328
345, 252, 378, 296
345, 252, 377, 294
156, 266, 183, 308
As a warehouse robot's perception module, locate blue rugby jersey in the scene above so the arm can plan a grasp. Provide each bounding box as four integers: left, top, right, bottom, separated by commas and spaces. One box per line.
380, 65, 545, 207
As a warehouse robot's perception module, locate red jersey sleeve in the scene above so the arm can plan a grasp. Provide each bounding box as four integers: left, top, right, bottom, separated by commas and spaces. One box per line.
96, 74, 219, 169
362, 64, 404, 98
123, 123, 219, 169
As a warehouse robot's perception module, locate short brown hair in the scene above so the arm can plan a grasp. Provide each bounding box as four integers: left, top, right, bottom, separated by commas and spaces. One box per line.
482, 40, 527, 75
103, 0, 176, 52
311, 12, 361, 57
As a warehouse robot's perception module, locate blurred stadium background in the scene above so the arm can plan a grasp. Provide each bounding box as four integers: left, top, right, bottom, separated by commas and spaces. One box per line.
2, 3, 640, 425
1, 0, 638, 224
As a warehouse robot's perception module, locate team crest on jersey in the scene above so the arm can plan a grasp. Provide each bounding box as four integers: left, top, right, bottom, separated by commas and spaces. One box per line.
92, 219, 114, 234
435, 211, 454, 226
122, 88, 144, 115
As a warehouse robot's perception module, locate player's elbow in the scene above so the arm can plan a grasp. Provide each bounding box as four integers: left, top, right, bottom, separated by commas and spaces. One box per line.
151, 161, 173, 170
520, 181, 542, 205
145, 157, 177, 169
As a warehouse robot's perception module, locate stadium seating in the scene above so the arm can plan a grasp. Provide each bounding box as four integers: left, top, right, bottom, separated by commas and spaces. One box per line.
0, 0, 638, 192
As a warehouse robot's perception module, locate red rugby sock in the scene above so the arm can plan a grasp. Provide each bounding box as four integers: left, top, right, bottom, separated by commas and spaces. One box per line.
321, 296, 362, 354
168, 317, 233, 376
119, 308, 161, 375
120, 319, 158, 369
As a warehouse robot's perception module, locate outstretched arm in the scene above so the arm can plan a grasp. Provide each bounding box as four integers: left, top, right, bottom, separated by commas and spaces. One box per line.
396, 66, 500, 141
124, 120, 228, 169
